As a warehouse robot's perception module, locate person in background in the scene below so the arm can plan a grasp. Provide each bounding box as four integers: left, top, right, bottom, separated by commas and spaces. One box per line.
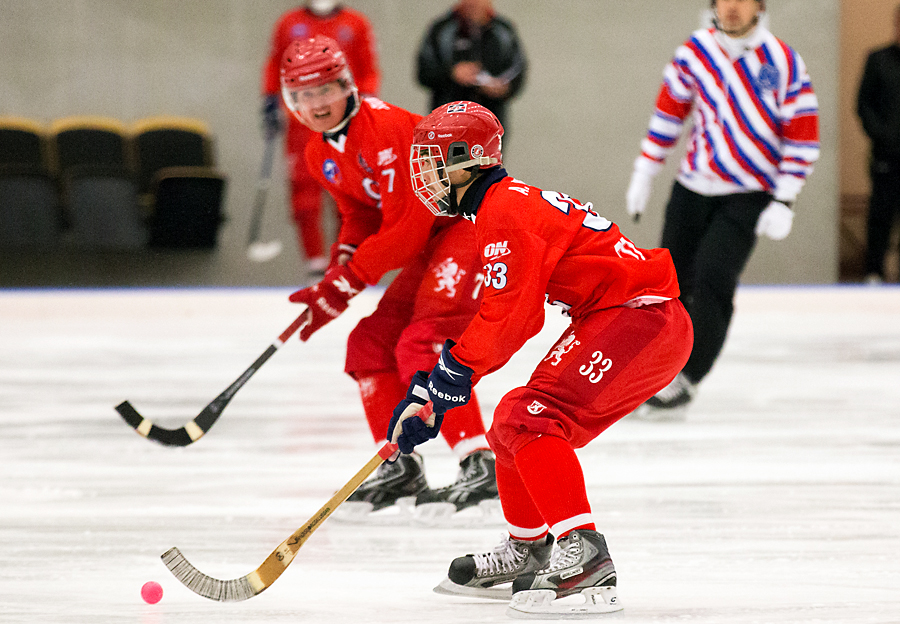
262, 1, 380, 275
416, 0, 526, 133
280, 38, 498, 519
857, 2, 900, 285
385, 101, 692, 617
625, 0, 819, 419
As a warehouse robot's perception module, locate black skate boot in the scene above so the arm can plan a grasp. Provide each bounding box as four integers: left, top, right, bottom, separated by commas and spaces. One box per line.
340, 453, 429, 517
434, 533, 554, 600
508, 529, 622, 617
414, 449, 499, 521
632, 372, 696, 421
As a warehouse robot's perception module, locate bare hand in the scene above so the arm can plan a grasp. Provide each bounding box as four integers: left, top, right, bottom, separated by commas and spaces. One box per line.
452, 61, 482, 86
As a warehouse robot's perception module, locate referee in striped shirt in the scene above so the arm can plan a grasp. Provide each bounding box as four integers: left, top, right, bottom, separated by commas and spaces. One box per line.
625, 0, 820, 419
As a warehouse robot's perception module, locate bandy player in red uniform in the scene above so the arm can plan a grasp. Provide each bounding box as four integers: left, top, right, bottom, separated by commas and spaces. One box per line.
386, 102, 694, 617
279, 37, 498, 517
262, 1, 380, 273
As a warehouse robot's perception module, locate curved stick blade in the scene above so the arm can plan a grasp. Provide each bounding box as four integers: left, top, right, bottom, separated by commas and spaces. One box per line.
162, 548, 262, 602
115, 401, 200, 447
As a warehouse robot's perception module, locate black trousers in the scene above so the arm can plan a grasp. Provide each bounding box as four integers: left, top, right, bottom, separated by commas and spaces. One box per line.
661, 182, 769, 383
864, 159, 900, 278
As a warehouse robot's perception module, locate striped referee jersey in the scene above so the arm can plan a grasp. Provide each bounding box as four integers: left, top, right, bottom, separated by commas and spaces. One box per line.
636, 26, 819, 203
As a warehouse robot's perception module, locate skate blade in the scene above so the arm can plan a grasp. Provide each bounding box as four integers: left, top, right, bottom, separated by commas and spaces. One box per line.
332, 496, 416, 525
413, 499, 504, 528
433, 577, 512, 600
506, 586, 622, 619
627, 402, 688, 422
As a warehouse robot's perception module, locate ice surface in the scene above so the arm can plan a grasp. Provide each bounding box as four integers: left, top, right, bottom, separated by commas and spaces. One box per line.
1, 286, 898, 623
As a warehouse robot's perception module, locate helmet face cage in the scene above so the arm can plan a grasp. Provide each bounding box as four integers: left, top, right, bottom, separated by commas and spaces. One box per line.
281, 68, 355, 121
410, 144, 451, 216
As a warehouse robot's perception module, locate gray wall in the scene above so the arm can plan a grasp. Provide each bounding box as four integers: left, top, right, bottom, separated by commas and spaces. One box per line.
0, 0, 839, 286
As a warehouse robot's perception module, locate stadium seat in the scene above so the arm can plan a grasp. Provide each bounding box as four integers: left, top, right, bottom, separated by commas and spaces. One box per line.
50, 116, 148, 250
0, 117, 61, 247
131, 117, 227, 249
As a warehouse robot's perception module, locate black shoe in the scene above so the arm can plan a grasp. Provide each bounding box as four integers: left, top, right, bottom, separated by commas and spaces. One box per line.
434, 534, 554, 599
346, 453, 428, 511
632, 372, 696, 421
415, 449, 498, 512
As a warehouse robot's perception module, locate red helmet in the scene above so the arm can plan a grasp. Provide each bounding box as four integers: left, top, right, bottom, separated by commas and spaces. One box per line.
280, 35, 358, 131
410, 101, 504, 216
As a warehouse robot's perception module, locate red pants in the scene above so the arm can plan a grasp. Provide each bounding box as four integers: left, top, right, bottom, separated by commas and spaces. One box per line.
285, 118, 328, 260
345, 219, 489, 451
487, 299, 693, 466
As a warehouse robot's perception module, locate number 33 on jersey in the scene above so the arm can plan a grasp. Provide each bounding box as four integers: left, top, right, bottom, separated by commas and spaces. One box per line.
455, 174, 681, 379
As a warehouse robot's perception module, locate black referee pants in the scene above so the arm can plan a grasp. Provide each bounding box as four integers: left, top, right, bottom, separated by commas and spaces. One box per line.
660, 182, 770, 384
864, 159, 900, 278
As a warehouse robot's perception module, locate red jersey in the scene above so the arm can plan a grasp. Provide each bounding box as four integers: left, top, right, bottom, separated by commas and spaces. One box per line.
262, 7, 381, 97
305, 97, 450, 285
451, 171, 681, 380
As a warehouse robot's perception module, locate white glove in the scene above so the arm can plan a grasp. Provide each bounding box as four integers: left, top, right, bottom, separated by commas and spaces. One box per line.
626, 170, 654, 221
755, 200, 794, 241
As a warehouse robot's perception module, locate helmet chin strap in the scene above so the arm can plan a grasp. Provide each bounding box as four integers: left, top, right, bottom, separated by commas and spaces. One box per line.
323, 91, 360, 135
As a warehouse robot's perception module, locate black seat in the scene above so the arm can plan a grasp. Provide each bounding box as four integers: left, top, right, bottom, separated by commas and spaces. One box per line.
50, 116, 148, 250
132, 117, 227, 249
0, 117, 60, 248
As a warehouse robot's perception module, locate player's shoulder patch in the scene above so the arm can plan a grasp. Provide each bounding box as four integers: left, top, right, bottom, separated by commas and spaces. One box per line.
362, 96, 391, 112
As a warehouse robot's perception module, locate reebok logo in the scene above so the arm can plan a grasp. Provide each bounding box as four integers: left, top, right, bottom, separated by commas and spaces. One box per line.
437, 352, 462, 379
316, 296, 341, 318
427, 379, 467, 404
331, 276, 360, 296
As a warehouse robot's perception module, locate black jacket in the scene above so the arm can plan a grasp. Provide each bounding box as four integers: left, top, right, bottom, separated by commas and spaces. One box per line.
857, 44, 900, 161
416, 10, 526, 129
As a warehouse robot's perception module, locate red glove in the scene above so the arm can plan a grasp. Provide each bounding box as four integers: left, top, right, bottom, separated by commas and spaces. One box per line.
288, 264, 366, 341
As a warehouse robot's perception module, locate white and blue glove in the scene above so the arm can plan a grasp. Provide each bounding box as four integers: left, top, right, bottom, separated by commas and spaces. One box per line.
387, 340, 474, 455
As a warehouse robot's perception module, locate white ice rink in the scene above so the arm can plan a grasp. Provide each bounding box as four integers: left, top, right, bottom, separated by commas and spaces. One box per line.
2, 286, 899, 623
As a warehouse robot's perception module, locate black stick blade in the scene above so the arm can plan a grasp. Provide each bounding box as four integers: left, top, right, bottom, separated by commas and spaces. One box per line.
161, 548, 261, 602
114, 401, 195, 447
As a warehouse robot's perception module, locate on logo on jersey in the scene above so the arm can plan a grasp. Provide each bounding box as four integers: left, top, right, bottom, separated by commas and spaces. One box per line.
484, 241, 510, 260
377, 147, 397, 167
323, 159, 341, 184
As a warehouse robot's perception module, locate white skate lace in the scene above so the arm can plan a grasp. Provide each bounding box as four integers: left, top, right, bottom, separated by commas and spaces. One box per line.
472, 537, 528, 577
544, 535, 583, 572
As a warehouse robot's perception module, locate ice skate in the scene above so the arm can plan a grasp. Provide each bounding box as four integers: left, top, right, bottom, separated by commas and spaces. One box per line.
630, 372, 695, 421
508, 529, 622, 618
433, 533, 554, 600
334, 453, 428, 522
414, 449, 500, 525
